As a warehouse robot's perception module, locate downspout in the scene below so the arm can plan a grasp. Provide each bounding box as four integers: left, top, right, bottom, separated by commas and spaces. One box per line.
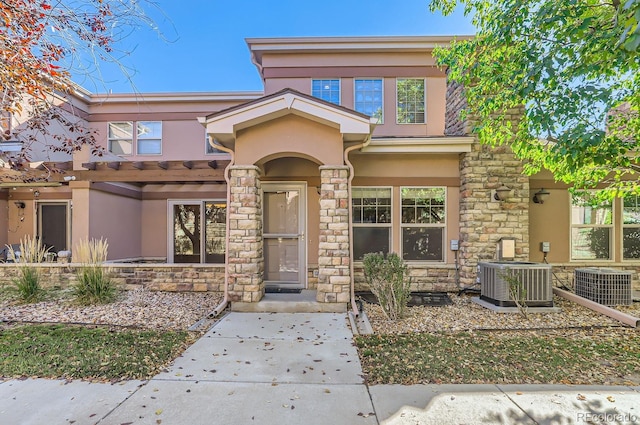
344, 136, 372, 317
207, 135, 235, 318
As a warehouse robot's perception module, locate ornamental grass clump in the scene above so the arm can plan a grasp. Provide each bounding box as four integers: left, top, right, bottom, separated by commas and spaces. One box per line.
72, 238, 117, 305
7, 236, 50, 303
362, 252, 411, 321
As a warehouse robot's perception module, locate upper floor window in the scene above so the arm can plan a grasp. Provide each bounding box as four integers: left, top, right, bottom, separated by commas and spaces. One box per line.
205, 135, 227, 155
401, 187, 445, 261
352, 187, 391, 260
397, 78, 426, 124
108, 121, 162, 156
570, 194, 613, 260
312, 79, 340, 105
623, 195, 640, 259
355, 79, 383, 123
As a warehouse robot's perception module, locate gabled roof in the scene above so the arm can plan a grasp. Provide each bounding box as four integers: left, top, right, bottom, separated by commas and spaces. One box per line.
198, 88, 377, 144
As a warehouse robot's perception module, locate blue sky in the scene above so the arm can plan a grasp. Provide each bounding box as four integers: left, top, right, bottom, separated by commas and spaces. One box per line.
74, 0, 475, 94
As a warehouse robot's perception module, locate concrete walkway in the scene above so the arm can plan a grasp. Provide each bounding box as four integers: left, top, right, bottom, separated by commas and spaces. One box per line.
1, 312, 639, 424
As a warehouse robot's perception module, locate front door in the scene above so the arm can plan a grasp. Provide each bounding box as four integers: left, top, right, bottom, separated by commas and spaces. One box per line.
37, 202, 70, 255
263, 183, 306, 289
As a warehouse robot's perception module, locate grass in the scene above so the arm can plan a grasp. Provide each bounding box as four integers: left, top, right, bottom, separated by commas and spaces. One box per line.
0, 324, 194, 381
356, 330, 640, 385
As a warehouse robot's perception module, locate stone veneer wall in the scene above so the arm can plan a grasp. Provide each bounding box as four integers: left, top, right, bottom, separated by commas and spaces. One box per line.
0, 263, 225, 292
354, 264, 459, 292
444, 77, 470, 137
227, 166, 264, 302
317, 166, 351, 303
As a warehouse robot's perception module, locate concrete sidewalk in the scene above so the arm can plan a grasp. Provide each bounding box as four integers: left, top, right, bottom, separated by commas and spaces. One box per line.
1, 312, 639, 424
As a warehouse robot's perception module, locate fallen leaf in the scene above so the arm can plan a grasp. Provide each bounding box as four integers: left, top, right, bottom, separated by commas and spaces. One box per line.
607, 396, 615, 402
577, 394, 586, 401
155, 409, 163, 415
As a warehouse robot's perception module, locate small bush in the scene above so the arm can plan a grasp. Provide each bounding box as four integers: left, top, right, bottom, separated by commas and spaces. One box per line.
72, 238, 117, 305
7, 236, 50, 303
362, 252, 411, 321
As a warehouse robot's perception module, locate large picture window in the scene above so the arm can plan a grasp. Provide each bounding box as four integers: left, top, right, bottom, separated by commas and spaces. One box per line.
571, 194, 613, 260
401, 187, 445, 261
312, 79, 340, 105
352, 187, 391, 260
623, 195, 640, 259
170, 201, 226, 264
396, 78, 426, 124
354, 79, 383, 123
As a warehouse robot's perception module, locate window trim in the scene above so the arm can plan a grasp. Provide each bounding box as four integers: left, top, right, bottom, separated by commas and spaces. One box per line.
569, 193, 614, 262
167, 199, 227, 264
107, 121, 134, 156
396, 78, 427, 125
352, 186, 393, 262
354, 78, 384, 124
311, 78, 341, 105
400, 186, 446, 263
107, 120, 163, 156
136, 121, 162, 155
622, 195, 640, 261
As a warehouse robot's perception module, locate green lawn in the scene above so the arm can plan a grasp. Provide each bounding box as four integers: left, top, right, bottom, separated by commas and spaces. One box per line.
0, 324, 193, 381
356, 330, 640, 385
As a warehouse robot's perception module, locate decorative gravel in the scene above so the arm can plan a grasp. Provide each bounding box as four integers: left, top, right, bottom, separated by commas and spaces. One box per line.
364, 294, 640, 334
0, 289, 224, 331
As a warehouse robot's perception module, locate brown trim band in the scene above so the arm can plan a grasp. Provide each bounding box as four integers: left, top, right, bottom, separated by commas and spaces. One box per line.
263, 66, 446, 79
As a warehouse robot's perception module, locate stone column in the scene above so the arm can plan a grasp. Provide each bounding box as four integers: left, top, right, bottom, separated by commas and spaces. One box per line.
227, 165, 264, 303
458, 139, 530, 288
317, 166, 351, 303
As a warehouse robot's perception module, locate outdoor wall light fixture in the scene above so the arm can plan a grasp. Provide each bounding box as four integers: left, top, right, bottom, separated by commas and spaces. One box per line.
493, 185, 512, 201
14, 201, 25, 209
533, 188, 551, 204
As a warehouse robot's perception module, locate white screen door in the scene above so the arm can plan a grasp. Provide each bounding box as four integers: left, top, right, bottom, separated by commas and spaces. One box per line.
263, 183, 307, 288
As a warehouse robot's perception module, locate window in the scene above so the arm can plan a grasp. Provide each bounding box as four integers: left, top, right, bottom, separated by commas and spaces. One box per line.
401, 187, 445, 261
355, 79, 383, 123
205, 135, 227, 155
397, 78, 426, 124
136, 121, 162, 154
171, 200, 226, 264
352, 187, 391, 260
108, 121, 162, 155
571, 194, 613, 260
108, 122, 133, 155
312, 79, 340, 105
623, 195, 640, 259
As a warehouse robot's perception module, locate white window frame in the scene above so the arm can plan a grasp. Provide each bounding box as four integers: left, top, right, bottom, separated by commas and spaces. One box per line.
352, 186, 393, 261
570, 193, 614, 261
107, 121, 133, 156
396, 78, 426, 124
205, 134, 228, 156
622, 195, 640, 260
311, 79, 341, 105
108, 121, 162, 156
400, 187, 446, 262
136, 121, 162, 155
354, 78, 384, 124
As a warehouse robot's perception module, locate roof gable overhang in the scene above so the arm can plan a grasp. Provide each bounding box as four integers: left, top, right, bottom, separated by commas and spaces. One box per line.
198, 89, 377, 144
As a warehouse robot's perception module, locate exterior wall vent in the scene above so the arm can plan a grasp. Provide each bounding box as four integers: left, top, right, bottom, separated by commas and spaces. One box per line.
478, 261, 553, 307
574, 268, 632, 306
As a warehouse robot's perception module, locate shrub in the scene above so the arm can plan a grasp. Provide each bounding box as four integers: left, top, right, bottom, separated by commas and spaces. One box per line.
72, 238, 117, 305
7, 236, 50, 303
362, 252, 411, 321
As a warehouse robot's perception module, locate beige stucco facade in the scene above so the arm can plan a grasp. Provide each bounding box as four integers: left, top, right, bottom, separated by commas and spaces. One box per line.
2, 35, 639, 307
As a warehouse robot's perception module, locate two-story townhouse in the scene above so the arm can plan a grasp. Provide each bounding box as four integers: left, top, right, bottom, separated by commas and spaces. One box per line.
1, 35, 638, 312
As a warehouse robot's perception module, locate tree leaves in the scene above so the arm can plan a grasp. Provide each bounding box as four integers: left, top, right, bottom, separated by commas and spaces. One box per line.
430, 0, 640, 198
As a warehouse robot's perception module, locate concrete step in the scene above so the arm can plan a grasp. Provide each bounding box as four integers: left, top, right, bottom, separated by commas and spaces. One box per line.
231, 290, 346, 313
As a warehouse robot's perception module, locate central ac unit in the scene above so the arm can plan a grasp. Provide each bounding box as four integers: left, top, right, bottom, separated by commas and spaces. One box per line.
575, 268, 632, 306
478, 261, 553, 307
